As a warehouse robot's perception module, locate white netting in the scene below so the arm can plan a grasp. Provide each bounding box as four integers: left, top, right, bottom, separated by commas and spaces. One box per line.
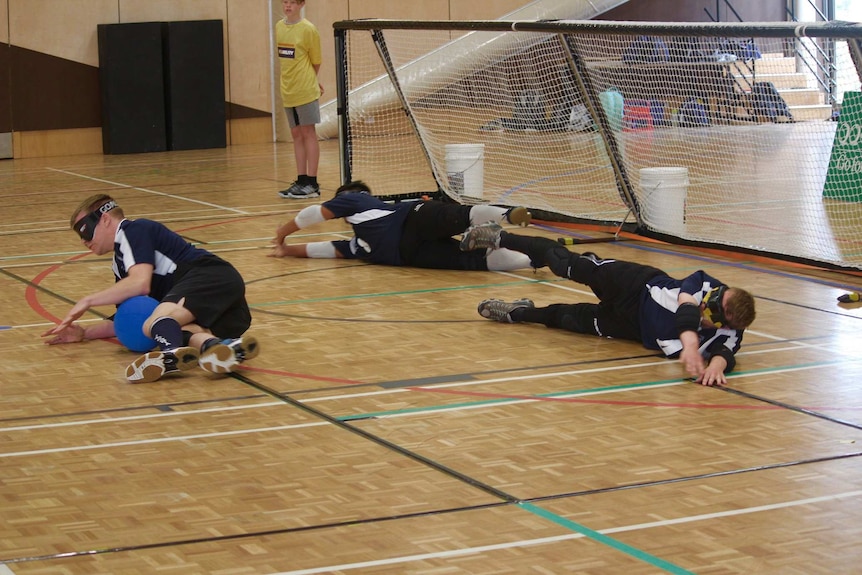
336, 21, 862, 270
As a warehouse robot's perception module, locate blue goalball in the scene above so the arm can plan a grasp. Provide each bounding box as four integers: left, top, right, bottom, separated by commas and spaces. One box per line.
114, 296, 159, 352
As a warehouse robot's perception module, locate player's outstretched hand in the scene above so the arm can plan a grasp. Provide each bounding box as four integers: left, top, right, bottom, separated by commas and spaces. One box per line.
42, 323, 85, 345
269, 240, 289, 258
695, 363, 727, 386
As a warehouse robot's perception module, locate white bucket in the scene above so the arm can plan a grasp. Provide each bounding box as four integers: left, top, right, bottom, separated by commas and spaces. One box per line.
446, 143, 485, 199
639, 167, 689, 235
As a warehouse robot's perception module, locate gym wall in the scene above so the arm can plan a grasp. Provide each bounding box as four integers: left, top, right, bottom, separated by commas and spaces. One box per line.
0, 0, 786, 158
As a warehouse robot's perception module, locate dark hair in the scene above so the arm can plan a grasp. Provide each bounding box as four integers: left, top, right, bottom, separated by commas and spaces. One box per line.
335, 180, 372, 196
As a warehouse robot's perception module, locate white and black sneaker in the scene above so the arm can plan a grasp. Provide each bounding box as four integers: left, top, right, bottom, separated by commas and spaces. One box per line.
199, 335, 260, 375
460, 221, 503, 251
477, 298, 535, 323
285, 183, 320, 199
277, 180, 303, 199
125, 347, 200, 384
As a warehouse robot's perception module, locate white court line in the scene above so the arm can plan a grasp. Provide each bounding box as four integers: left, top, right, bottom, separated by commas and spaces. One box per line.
303, 360, 686, 403
47, 167, 250, 215
0, 421, 327, 459
0, 401, 285, 432
267, 489, 862, 575
0, 359, 846, 458
602, 489, 862, 534
302, 344, 846, 405
268, 534, 585, 575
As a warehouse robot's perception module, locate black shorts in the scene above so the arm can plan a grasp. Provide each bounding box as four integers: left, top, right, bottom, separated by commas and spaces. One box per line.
399, 201, 488, 270
162, 255, 251, 338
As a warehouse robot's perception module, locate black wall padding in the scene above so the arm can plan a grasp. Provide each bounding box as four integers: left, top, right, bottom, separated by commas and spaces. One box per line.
98, 22, 167, 154
163, 20, 226, 151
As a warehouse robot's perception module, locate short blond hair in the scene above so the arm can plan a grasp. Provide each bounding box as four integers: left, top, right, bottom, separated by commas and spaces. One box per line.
69, 194, 124, 228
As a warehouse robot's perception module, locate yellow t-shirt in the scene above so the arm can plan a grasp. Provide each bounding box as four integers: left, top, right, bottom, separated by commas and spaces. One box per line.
276, 18, 322, 107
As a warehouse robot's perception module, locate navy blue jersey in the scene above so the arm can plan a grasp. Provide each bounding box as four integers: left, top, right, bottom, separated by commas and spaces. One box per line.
113, 219, 211, 300
640, 270, 744, 360
322, 193, 413, 265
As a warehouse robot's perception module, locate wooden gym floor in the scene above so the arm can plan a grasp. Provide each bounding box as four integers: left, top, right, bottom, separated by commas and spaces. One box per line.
1, 140, 862, 574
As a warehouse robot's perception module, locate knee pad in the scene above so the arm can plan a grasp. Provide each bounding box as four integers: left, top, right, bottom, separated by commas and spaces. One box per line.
546, 245, 579, 279
305, 241, 338, 258
548, 303, 600, 335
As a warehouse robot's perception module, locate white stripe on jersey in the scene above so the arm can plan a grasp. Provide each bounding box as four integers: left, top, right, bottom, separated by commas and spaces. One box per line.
345, 209, 397, 225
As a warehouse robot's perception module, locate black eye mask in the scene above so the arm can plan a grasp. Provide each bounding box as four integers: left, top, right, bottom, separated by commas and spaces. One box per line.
75, 201, 117, 241
702, 285, 728, 328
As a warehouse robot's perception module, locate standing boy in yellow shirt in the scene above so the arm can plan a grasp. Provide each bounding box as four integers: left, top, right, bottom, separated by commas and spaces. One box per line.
276, 0, 323, 199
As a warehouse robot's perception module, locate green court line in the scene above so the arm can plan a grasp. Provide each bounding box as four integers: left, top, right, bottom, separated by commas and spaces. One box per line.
337, 377, 687, 421
336, 359, 846, 422
518, 501, 696, 574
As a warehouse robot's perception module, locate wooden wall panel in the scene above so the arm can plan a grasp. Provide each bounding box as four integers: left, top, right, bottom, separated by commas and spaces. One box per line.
0, 0, 8, 44
451, 0, 528, 20
117, 0, 228, 23
8, 0, 118, 65
2, 0, 795, 156
13, 127, 102, 158
228, 0, 275, 115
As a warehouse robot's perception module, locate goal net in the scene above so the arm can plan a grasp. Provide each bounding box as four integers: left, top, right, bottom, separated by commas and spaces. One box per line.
332, 19, 862, 271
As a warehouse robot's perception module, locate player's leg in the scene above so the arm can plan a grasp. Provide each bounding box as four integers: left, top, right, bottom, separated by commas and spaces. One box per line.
468, 205, 531, 227
477, 299, 640, 341
126, 301, 200, 384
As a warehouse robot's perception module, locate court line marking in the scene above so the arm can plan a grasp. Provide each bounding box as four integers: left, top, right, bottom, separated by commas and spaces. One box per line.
0, 421, 327, 458
315, 355, 848, 407
265, 489, 862, 575
0, 360, 855, 457
0, 402, 286, 432
46, 167, 250, 215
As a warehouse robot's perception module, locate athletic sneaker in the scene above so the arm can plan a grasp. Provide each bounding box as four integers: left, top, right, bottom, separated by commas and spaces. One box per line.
125, 346, 200, 384
460, 221, 503, 251
285, 183, 320, 199
477, 298, 535, 323
199, 335, 260, 375
277, 181, 303, 199
505, 206, 532, 227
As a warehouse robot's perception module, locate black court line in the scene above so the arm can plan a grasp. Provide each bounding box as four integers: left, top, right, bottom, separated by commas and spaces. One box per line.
0, 267, 93, 310
719, 385, 862, 431
4, 363, 860, 566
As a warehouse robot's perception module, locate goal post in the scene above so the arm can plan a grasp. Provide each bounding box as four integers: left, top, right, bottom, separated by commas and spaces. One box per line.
333, 18, 862, 271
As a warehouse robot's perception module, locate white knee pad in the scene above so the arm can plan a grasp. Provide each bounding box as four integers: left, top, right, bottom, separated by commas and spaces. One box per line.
469, 205, 508, 226
305, 241, 338, 258
486, 248, 531, 271
294, 205, 325, 229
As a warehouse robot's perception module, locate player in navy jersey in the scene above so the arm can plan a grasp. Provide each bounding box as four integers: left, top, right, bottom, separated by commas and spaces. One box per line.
269, 180, 533, 270
42, 194, 259, 384
460, 224, 756, 386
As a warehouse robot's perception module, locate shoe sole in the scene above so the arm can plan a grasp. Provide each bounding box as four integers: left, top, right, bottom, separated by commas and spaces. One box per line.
506, 206, 532, 227
286, 192, 321, 199
460, 226, 501, 251
478, 299, 534, 323
125, 346, 199, 384
199, 336, 260, 375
